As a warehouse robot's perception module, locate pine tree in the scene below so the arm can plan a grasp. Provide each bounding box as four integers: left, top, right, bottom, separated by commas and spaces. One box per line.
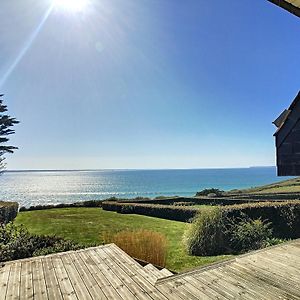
0, 94, 19, 172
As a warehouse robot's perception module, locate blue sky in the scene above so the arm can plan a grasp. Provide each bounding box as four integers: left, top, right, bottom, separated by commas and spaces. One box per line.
1, 0, 300, 170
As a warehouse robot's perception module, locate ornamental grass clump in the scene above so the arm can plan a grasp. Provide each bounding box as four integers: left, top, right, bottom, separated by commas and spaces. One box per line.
184, 207, 225, 256
105, 229, 167, 267
183, 207, 283, 257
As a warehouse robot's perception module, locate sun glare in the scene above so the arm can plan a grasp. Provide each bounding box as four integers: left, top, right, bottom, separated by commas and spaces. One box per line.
53, 0, 88, 12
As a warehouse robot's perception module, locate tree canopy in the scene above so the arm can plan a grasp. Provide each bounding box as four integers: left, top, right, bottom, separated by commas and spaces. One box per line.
0, 95, 19, 171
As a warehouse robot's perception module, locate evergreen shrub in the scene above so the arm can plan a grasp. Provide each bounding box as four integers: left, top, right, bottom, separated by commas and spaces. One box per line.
0, 201, 18, 223
0, 223, 88, 262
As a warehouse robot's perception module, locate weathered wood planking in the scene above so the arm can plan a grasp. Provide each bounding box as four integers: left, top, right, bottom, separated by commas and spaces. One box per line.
156, 239, 300, 300
0, 241, 299, 299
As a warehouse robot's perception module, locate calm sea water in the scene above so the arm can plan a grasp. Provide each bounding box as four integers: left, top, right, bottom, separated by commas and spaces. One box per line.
0, 167, 290, 208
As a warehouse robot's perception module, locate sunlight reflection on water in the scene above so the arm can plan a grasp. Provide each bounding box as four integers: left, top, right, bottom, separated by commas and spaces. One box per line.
0, 168, 288, 208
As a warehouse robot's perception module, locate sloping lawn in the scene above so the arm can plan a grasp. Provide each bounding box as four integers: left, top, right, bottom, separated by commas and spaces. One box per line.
229, 177, 300, 194
15, 208, 229, 272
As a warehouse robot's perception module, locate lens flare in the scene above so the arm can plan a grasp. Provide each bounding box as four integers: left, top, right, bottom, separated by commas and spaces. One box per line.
53, 0, 88, 12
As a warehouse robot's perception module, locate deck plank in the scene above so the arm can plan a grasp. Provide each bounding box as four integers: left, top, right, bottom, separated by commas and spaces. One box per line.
0, 264, 11, 300
5, 262, 21, 300
42, 257, 63, 300
181, 275, 223, 300
219, 265, 276, 300
231, 261, 300, 299
1, 240, 300, 299
31, 259, 49, 300
78, 249, 124, 300
19, 261, 34, 299
223, 262, 299, 299
103, 245, 169, 300
61, 253, 93, 300
241, 256, 300, 287
162, 277, 212, 300
51, 255, 78, 300
86, 248, 138, 300
209, 269, 261, 300
67, 252, 107, 300
143, 264, 162, 279
95, 248, 152, 300
108, 244, 190, 300
194, 271, 237, 299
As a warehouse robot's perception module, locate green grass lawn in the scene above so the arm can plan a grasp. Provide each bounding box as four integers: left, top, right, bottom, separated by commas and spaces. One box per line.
228, 177, 300, 194
15, 208, 229, 272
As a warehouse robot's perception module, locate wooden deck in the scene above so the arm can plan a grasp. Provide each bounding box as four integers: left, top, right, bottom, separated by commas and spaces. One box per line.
0, 240, 300, 299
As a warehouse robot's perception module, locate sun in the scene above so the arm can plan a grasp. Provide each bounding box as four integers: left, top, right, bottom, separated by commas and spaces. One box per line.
53, 0, 88, 12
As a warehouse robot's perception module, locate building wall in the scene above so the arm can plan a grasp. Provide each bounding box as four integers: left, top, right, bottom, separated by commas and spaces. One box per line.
277, 119, 300, 176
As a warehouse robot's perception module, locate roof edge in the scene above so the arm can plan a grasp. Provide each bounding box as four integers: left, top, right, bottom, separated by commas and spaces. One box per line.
274, 91, 300, 137
268, 0, 300, 18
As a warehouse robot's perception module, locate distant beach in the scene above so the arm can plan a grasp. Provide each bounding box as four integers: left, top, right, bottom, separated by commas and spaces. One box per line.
0, 167, 292, 208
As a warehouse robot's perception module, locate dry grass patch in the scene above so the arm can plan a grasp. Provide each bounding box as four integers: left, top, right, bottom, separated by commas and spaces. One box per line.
104, 229, 167, 267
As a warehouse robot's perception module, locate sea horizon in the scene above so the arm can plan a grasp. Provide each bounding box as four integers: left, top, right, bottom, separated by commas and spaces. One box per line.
0, 167, 292, 208
5, 165, 276, 173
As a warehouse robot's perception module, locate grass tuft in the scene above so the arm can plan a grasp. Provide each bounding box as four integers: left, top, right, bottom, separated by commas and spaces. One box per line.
104, 229, 167, 267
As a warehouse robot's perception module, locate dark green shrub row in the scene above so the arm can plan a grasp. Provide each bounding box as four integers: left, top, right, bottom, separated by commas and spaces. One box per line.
228, 193, 300, 201
184, 201, 300, 256
119, 196, 252, 206
224, 201, 300, 239
102, 201, 198, 222
0, 201, 18, 223
223, 191, 300, 201
19, 200, 103, 212
0, 223, 91, 262
103, 200, 300, 239
20, 195, 271, 213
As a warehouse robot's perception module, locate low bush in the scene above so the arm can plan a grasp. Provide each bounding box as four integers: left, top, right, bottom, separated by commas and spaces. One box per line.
195, 188, 224, 197
184, 207, 225, 256
102, 201, 198, 222
0, 201, 18, 223
225, 217, 273, 253
0, 223, 88, 262
104, 229, 167, 267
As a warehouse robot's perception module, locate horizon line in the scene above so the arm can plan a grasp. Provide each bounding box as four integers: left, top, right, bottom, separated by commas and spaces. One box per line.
5, 166, 276, 172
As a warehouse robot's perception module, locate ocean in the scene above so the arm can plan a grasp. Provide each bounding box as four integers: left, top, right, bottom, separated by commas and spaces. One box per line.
0, 167, 290, 208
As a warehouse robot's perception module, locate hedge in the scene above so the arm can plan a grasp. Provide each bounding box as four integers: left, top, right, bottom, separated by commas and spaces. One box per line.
102, 201, 199, 222
227, 193, 300, 201
102, 200, 300, 239
0, 201, 19, 223
19, 200, 103, 212
119, 196, 253, 206
143, 195, 300, 205
223, 201, 300, 239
